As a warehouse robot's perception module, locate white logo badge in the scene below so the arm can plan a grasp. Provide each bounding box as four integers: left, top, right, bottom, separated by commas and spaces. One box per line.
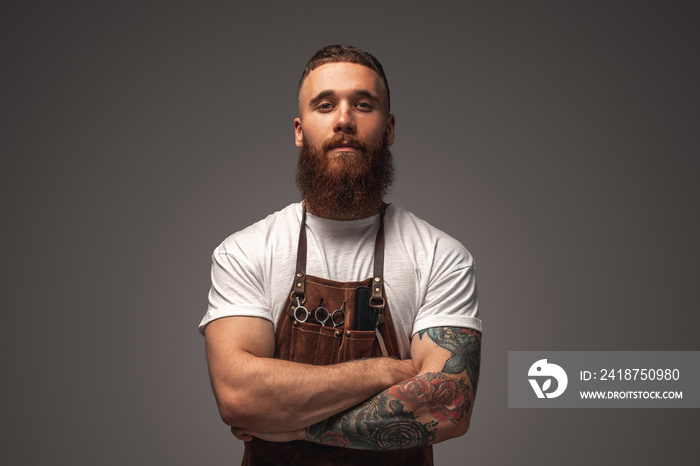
528, 359, 568, 398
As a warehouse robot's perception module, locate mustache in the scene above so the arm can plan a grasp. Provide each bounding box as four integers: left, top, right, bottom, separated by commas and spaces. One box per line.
321, 134, 367, 153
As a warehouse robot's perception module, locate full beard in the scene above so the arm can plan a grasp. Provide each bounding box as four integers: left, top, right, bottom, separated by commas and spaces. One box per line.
296, 134, 394, 220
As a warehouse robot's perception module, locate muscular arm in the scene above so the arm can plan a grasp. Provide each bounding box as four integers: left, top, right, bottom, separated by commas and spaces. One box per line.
238, 326, 481, 448
205, 316, 417, 433
303, 327, 481, 449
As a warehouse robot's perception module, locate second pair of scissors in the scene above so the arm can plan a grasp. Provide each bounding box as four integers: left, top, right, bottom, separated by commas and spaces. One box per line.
314, 299, 346, 328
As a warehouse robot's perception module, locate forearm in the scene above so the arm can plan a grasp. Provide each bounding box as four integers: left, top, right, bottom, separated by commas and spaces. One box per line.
304, 371, 472, 450
212, 352, 416, 432
303, 327, 481, 450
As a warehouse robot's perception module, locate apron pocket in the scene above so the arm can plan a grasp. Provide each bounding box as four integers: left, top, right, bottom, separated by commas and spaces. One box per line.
289, 321, 342, 366
338, 329, 379, 362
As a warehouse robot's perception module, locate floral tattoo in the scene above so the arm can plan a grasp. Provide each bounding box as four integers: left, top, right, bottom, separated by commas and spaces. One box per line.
307, 372, 469, 450
390, 373, 469, 423
305, 327, 480, 450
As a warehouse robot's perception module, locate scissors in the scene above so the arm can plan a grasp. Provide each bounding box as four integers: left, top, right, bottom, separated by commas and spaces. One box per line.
313, 299, 346, 328
312, 298, 330, 326
315, 300, 346, 328
293, 296, 311, 323
329, 300, 346, 328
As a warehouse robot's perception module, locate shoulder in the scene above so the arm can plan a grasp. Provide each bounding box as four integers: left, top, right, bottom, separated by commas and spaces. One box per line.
214, 203, 302, 260
385, 204, 475, 269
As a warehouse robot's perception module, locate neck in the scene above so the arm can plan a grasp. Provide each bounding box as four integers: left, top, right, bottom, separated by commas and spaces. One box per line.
304, 199, 384, 220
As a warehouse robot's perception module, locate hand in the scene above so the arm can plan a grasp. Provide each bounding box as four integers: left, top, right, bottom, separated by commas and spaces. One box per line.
391, 358, 418, 382
231, 426, 305, 443
401, 359, 418, 380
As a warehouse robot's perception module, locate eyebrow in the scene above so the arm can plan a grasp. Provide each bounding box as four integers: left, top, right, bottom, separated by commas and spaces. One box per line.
308, 90, 335, 108
308, 89, 381, 108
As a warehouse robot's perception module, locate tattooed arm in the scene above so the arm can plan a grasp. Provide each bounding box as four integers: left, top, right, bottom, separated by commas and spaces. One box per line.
305, 327, 481, 449
239, 327, 481, 449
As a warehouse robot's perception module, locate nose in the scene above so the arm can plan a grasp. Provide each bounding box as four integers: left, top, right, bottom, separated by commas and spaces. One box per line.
333, 103, 356, 133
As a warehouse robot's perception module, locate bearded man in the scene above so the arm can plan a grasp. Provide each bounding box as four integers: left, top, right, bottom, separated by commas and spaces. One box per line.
200, 45, 482, 466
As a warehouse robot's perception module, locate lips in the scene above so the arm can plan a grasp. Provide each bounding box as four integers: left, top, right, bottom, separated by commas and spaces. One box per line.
323, 136, 364, 152
330, 143, 359, 150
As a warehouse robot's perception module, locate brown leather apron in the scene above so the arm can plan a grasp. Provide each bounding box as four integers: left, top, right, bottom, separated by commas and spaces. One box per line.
241, 204, 433, 465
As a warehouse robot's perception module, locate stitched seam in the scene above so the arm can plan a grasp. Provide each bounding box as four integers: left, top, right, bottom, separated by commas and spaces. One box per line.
306, 280, 364, 291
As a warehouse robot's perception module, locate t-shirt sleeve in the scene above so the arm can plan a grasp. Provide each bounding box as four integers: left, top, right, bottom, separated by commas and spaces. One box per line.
198, 242, 273, 334
411, 240, 481, 335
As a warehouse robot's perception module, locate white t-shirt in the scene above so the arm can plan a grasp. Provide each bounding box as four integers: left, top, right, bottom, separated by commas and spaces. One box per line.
199, 203, 481, 358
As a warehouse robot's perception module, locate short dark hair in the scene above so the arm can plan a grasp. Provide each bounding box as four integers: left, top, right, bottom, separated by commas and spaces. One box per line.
298, 45, 390, 111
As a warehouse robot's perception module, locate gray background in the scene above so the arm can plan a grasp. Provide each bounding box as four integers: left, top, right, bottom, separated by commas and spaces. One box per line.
2, 1, 698, 465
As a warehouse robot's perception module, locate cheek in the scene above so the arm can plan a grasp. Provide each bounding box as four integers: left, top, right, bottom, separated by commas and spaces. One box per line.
299, 121, 326, 145
301, 132, 324, 151
360, 118, 389, 141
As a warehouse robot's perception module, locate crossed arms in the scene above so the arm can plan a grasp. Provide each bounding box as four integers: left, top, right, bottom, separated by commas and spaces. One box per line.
205, 316, 481, 450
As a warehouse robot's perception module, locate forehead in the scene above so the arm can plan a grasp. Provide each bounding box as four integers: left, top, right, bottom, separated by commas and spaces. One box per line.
299, 62, 388, 109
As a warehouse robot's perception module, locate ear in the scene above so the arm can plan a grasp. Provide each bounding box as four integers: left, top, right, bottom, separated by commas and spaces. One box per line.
385, 114, 395, 146
294, 118, 303, 148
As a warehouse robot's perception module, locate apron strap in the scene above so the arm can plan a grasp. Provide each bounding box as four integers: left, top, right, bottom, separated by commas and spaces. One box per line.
370, 204, 388, 312
292, 204, 308, 303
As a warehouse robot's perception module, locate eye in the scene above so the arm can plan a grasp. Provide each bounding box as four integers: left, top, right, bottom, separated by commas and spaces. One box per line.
318, 102, 334, 111
356, 101, 372, 110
